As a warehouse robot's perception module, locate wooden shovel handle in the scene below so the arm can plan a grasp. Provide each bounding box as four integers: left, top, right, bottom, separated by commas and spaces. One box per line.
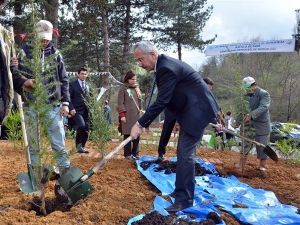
9, 27, 30, 161
210, 123, 279, 162
80, 136, 133, 182
209, 123, 265, 147
94, 136, 132, 171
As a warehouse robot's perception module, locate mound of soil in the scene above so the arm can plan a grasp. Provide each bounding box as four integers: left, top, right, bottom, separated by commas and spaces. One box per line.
140, 159, 216, 176
0, 139, 299, 224
131, 211, 219, 225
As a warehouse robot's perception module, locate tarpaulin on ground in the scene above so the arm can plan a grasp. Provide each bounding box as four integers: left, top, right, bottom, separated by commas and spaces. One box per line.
127, 156, 300, 225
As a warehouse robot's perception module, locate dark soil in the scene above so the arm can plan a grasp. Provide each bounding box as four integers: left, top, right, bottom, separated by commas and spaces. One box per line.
0, 139, 299, 224
139, 159, 218, 176
30, 197, 71, 216
131, 211, 218, 225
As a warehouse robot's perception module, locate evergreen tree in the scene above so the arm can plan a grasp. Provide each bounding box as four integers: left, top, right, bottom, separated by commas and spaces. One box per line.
145, 0, 215, 60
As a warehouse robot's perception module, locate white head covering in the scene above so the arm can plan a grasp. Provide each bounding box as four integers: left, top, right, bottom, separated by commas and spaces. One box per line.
36, 20, 53, 41
242, 76, 255, 89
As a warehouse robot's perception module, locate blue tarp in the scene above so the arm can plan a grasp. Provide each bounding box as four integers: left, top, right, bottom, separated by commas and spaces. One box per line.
128, 156, 300, 225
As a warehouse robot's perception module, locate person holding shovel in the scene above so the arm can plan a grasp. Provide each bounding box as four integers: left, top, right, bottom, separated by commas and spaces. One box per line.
130, 41, 220, 213
17, 20, 71, 185
117, 70, 143, 160
238, 76, 271, 171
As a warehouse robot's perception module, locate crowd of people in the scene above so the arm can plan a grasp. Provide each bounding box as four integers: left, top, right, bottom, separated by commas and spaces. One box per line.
1, 19, 272, 213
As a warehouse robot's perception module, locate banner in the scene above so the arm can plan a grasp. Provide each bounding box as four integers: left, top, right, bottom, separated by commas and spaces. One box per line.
205, 39, 295, 56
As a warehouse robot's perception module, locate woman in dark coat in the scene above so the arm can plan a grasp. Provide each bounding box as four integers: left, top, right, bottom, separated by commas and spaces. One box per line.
117, 70, 143, 160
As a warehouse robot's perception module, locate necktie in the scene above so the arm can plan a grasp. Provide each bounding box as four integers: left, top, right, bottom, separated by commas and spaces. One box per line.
146, 76, 156, 110
81, 81, 86, 93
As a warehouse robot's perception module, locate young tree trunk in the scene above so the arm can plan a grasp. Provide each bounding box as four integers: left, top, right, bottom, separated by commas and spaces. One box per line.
12, 1, 23, 45
177, 42, 182, 61
101, 7, 110, 90
101, 8, 110, 73
44, 0, 59, 47
122, 0, 131, 74
95, 39, 101, 71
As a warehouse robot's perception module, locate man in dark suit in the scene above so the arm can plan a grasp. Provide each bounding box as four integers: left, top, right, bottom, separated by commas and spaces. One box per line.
130, 41, 220, 213
157, 77, 224, 160
69, 67, 90, 153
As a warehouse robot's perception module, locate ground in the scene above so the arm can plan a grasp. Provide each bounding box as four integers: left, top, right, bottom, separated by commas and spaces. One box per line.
0, 138, 299, 225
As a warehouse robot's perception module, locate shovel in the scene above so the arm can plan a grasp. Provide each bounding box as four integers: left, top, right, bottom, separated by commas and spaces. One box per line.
15, 91, 38, 193
210, 123, 278, 161
56, 136, 132, 204
16, 91, 38, 193
7, 26, 39, 194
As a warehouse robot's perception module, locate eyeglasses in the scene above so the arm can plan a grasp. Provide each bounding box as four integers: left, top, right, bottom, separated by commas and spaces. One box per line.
135, 55, 146, 63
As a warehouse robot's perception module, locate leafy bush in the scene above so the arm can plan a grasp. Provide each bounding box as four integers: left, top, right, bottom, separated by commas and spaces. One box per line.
3, 110, 22, 148
87, 88, 113, 157
276, 139, 300, 161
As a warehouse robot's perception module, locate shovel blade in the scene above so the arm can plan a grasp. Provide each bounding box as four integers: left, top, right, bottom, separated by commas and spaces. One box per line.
57, 166, 93, 204
17, 172, 35, 193
264, 145, 279, 161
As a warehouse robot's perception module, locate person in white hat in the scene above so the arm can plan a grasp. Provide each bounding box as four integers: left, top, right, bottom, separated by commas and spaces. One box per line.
239, 76, 271, 171
16, 19, 71, 188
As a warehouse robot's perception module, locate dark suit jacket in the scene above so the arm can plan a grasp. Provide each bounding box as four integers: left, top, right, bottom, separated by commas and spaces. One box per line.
138, 54, 219, 138
69, 80, 89, 114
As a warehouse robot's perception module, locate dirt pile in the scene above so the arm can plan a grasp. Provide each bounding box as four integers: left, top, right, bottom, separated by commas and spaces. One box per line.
0, 140, 299, 224
131, 211, 221, 225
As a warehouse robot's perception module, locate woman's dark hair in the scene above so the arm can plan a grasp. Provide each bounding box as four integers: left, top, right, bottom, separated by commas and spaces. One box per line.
123, 70, 136, 83
226, 111, 232, 116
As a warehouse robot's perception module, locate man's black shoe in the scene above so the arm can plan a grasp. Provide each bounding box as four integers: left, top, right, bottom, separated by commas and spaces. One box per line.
78, 150, 89, 154
157, 154, 165, 161
165, 202, 192, 213
169, 191, 177, 198
132, 155, 140, 160
77, 147, 89, 154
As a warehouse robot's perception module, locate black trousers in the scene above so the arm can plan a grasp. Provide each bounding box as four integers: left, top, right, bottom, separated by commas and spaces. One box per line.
158, 110, 176, 156
73, 111, 90, 148
174, 128, 203, 206
123, 134, 140, 157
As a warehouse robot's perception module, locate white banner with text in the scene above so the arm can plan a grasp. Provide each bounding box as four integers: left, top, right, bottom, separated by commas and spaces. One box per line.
205, 39, 295, 56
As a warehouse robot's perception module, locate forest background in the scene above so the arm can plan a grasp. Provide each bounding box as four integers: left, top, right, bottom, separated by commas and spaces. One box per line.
1, 0, 300, 123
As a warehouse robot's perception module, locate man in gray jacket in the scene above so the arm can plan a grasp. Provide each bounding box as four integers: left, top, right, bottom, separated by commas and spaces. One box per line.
242, 76, 271, 171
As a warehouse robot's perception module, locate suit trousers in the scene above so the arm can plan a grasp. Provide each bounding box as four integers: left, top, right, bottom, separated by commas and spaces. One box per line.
174, 128, 203, 206
158, 114, 176, 156
73, 111, 90, 148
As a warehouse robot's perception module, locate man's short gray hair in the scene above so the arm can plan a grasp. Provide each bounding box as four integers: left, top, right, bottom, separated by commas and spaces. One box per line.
132, 41, 158, 54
